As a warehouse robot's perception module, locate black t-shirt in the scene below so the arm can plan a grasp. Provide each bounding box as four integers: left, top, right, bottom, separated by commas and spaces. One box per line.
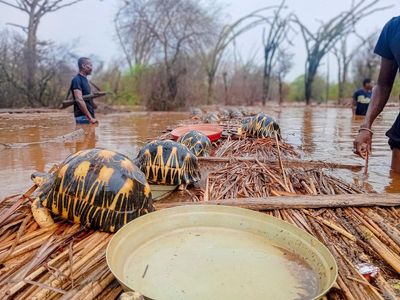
352, 89, 371, 116
70, 74, 94, 118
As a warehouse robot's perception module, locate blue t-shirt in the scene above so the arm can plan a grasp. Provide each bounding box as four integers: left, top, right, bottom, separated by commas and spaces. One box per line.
352, 89, 371, 116
69, 74, 94, 118
374, 16, 400, 67
374, 16, 400, 148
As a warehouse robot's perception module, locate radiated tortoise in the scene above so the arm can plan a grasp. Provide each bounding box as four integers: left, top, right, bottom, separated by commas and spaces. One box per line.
134, 140, 200, 186
238, 113, 281, 139
31, 148, 153, 233
178, 130, 211, 157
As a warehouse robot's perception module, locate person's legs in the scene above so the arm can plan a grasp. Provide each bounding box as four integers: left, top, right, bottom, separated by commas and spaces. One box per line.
391, 148, 400, 173
387, 113, 400, 173
75, 115, 90, 124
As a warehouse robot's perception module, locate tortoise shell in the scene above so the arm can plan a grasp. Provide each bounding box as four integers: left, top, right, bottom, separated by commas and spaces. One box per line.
178, 130, 211, 157
228, 107, 243, 118
37, 149, 153, 232
203, 112, 220, 123
135, 140, 200, 185
240, 113, 281, 138
191, 107, 203, 117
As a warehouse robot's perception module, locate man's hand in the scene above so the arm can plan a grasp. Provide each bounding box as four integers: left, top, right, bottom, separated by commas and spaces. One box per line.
353, 130, 372, 158
89, 117, 98, 124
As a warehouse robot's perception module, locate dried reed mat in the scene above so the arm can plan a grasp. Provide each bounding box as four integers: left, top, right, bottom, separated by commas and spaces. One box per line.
0, 192, 114, 300
205, 160, 362, 200
215, 137, 299, 159
1, 192, 399, 299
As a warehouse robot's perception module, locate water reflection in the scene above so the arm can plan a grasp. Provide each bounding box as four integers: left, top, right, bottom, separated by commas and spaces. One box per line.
386, 170, 400, 193
74, 124, 97, 152
0, 112, 188, 198
302, 109, 315, 154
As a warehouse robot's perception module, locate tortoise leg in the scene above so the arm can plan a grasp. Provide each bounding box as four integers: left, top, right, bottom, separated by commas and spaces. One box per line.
31, 197, 55, 228
119, 291, 144, 300
178, 183, 187, 191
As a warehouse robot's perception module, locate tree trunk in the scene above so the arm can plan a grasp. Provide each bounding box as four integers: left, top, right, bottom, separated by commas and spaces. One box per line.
206, 73, 214, 105
278, 75, 283, 105
166, 74, 178, 109
304, 74, 313, 105
222, 71, 228, 105
305, 59, 319, 105
338, 60, 349, 105
25, 5, 39, 106
262, 73, 270, 106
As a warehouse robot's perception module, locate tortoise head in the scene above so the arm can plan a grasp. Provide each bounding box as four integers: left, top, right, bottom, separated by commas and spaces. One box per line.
238, 117, 251, 136
31, 172, 51, 186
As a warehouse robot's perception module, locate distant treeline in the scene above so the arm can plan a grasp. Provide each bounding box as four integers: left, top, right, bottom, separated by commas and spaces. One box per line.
0, 0, 397, 109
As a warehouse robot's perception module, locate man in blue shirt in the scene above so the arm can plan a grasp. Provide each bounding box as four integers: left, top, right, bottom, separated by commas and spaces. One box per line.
70, 57, 98, 124
353, 17, 400, 173
352, 78, 373, 116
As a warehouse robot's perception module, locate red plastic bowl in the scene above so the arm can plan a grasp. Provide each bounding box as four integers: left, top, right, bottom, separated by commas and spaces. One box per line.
171, 124, 223, 142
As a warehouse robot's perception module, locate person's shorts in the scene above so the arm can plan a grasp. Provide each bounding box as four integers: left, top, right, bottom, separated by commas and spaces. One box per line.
75, 115, 90, 124
386, 113, 400, 150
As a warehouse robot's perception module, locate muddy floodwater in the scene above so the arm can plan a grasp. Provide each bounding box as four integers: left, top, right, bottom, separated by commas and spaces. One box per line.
0, 106, 399, 199
122, 227, 319, 300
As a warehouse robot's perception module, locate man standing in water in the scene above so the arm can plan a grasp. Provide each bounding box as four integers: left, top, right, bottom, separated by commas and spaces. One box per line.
353, 17, 400, 172
70, 57, 98, 124
352, 78, 373, 116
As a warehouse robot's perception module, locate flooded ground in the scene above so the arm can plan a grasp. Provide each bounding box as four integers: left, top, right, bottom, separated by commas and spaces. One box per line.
0, 106, 399, 199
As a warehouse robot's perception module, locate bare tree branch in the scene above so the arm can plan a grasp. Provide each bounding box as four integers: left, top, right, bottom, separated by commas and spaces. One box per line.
292, 0, 390, 104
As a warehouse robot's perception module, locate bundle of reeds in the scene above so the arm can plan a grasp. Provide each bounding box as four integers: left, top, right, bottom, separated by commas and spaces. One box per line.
205, 160, 362, 200
0, 193, 118, 300
214, 137, 299, 159
266, 206, 400, 300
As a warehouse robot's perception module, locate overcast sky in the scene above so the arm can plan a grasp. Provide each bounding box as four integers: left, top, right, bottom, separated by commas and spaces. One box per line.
0, 0, 398, 81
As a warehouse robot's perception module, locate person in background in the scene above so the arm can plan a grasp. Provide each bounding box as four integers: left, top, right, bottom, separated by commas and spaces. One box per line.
70, 57, 98, 124
353, 17, 400, 173
352, 78, 373, 116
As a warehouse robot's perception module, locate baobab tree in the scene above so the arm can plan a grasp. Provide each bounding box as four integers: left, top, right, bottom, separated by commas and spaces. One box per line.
262, 0, 290, 105
0, 0, 83, 106
114, 0, 157, 69
196, 6, 274, 104
275, 48, 293, 105
352, 31, 380, 85
117, 0, 217, 110
293, 0, 389, 104
332, 35, 358, 103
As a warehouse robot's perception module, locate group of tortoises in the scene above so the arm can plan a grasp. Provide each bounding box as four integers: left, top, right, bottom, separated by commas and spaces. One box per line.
30, 111, 280, 233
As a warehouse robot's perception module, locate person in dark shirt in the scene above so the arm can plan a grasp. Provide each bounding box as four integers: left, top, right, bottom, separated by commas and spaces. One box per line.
353, 17, 400, 173
70, 57, 98, 124
352, 78, 373, 116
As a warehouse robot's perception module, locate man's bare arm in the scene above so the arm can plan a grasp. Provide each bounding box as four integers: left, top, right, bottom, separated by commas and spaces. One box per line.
73, 89, 97, 123
353, 57, 397, 158
362, 58, 398, 128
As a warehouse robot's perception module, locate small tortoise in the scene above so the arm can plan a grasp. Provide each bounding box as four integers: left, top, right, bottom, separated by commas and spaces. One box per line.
178, 130, 211, 157
134, 140, 200, 186
238, 113, 281, 139
203, 112, 220, 123
228, 107, 243, 118
191, 107, 203, 117
31, 148, 153, 233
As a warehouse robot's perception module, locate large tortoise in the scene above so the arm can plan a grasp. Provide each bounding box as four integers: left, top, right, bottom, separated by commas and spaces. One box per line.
31, 148, 153, 233
134, 140, 200, 186
178, 130, 211, 157
239, 113, 281, 139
